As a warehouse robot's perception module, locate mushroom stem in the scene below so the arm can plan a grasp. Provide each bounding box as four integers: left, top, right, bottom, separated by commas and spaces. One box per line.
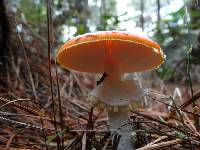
107, 109, 135, 150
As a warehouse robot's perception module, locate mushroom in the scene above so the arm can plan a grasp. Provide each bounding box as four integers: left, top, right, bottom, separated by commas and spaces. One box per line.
57, 31, 165, 149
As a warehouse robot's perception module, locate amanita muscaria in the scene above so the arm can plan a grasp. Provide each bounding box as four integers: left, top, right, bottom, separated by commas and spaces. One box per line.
57, 31, 165, 149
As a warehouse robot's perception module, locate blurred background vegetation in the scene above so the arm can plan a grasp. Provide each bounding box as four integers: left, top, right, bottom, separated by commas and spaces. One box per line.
6, 0, 200, 82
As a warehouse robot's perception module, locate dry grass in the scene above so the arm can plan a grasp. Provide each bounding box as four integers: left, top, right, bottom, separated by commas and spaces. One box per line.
0, 1, 200, 150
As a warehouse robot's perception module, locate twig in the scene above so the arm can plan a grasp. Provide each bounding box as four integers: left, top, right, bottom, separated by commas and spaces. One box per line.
55, 60, 64, 147
131, 110, 199, 138
82, 132, 87, 150
141, 136, 168, 148
46, 0, 60, 149
0, 97, 44, 116
0, 116, 55, 131
136, 139, 183, 150
167, 91, 200, 119
183, 0, 199, 132
168, 96, 190, 140
15, 17, 38, 102
5, 129, 24, 150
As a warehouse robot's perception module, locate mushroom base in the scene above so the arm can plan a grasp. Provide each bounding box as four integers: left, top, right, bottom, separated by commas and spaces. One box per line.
107, 110, 135, 150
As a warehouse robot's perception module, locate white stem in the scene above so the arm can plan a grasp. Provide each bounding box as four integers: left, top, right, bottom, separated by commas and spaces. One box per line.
89, 59, 141, 149
107, 110, 135, 150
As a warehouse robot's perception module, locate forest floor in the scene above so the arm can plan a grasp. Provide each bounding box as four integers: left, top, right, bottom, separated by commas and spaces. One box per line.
1, 50, 200, 149
1, 1, 200, 149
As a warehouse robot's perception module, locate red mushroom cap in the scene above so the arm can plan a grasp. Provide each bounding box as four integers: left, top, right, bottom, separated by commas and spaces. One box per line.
57, 31, 165, 73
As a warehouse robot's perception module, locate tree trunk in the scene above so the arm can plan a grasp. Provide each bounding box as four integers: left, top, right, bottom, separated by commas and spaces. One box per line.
0, 0, 11, 91
156, 0, 161, 21
140, 0, 144, 31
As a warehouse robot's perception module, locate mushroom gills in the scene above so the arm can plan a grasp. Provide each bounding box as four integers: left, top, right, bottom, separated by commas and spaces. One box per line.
90, 75, 143, 106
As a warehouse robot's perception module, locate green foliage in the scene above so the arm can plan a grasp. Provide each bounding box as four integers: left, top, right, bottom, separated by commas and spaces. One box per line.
46, 130, 65, 143
96, 0, 119, 31
154, 3, 200, 80
157, 64, 174, 81
158, 115, 167, 123
14, 0, 200, 75
97, 13, 121, 31
174, 131, 188, 139
76, 24, 86, 35
18, 0, 46, 22
189, 10, 200, 29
